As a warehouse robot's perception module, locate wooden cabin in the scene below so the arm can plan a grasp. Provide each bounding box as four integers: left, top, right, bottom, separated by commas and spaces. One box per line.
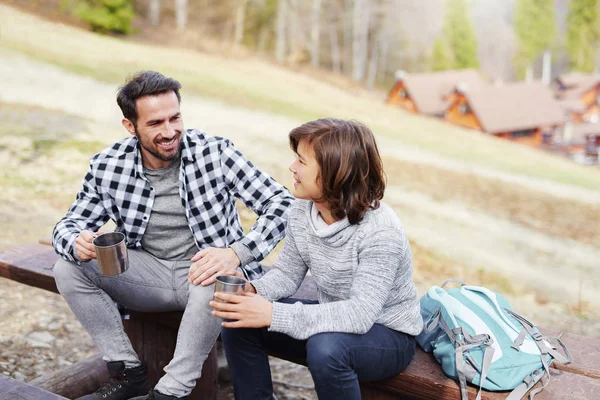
386, 69, 483, 116
557, 122, 600, 164
554, 73, 600, 123
445, 82, 565, 146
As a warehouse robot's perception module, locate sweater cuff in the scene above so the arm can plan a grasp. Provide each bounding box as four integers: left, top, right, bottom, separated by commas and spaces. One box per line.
249, 278, 270, 300
230, 241, 254, 267
268, 301, 297, 335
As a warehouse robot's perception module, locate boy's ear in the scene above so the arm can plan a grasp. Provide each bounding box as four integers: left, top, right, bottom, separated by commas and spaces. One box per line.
122, 118, 136, 136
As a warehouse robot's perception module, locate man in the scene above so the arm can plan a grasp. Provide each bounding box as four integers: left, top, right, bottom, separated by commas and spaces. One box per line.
52, 71, 294, 400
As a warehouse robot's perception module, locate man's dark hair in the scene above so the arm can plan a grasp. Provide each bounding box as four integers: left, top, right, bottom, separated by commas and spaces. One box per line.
289, 118, 386, 225
116, 71, 182, 127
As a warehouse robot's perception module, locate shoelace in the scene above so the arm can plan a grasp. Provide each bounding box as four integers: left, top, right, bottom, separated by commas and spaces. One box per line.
95, 371, 127, 397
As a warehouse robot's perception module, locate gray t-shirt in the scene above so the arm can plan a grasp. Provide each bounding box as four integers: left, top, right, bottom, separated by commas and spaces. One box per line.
141, 157, 198, 261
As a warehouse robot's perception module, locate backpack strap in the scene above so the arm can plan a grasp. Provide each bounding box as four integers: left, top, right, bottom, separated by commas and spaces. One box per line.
454, 326, 494, 400
504, 309, 573, 399
505, 309, 573, 365
441, 278, 466, 288
505, 369, 545, 400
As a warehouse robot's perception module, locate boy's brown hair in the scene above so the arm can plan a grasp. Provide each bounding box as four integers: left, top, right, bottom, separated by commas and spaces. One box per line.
289, 118, 386, 224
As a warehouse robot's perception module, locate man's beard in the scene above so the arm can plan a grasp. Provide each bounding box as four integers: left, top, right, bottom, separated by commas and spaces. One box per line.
136, 130, 182, 162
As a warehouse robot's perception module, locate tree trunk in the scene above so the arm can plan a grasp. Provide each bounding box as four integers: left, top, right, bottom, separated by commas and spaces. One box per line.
366, 32, 379, 89
525, 64, 534, 83
328, 1, 342, 74
149, 0, 160, 26
352, 0, 370, 82
233, 0, 248, 45
311, 0, 322, 67
276, 0, 288, 63
541, 49, 551, 85
343, 0, 353, 76
175, 0, 188, 31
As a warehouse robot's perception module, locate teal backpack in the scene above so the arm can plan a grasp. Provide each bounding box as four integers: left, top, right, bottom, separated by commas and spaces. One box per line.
416, 280, 572, 400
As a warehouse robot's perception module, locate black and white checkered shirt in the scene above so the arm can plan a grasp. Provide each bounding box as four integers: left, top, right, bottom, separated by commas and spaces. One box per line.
52, 129, 294, 279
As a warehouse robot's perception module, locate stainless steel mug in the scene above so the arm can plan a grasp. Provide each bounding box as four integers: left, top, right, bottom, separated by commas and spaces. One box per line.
214, 275, 246, 322
214, 275, 246, 301
93, 232, 129, 276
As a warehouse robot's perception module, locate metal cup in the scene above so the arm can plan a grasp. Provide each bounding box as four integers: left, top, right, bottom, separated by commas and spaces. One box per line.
214, 275, 246, 301
214, 275, 246, 322
93, 232, 129, 276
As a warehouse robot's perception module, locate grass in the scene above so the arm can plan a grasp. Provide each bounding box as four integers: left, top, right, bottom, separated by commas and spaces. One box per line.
2, 5, 600, 190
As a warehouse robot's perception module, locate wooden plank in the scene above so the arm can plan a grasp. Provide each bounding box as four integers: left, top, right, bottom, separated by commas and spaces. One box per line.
0, 243, 59, 293
542, 331, 600, 380
0, 374, 67, 400
363, 348, 600, 399
360, 349, 506, 400
29, 354, 109, 399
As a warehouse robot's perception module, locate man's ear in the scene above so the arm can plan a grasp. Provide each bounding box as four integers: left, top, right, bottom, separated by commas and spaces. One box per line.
122, 118, 136, 136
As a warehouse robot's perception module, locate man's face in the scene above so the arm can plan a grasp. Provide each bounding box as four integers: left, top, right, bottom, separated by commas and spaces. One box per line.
124, 91, 183, 169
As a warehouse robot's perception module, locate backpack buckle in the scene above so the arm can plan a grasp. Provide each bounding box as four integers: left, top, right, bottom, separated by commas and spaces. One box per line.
531, 332, 543, 341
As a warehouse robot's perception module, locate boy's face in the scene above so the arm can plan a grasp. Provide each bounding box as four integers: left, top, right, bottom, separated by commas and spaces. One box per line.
289, 139, 322, 201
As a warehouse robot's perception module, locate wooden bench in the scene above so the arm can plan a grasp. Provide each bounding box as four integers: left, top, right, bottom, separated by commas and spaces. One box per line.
0, 374, 68, 400
2, 242, 600, 399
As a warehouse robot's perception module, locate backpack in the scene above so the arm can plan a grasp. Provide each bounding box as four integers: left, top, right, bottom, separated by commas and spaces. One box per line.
416, 279, 572, 400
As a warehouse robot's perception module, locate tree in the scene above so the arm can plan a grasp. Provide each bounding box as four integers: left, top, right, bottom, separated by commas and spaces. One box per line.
566, 0, 600, 73
74, 0, 135, 34
514, 0, 556, 78
275, 0, 288, 63
431, 36, 454, 71
442, 0, 479, 69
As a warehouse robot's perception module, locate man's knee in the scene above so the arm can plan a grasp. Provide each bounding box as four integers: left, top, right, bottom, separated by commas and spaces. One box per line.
186, 282, 215, 308
53, 258, 94, 294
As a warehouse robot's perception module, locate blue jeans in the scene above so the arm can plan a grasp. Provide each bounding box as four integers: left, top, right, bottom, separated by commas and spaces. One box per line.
220, 298, 416, 400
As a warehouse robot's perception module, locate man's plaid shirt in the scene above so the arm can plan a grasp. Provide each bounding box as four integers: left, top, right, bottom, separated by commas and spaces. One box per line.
52, 129, 294, 279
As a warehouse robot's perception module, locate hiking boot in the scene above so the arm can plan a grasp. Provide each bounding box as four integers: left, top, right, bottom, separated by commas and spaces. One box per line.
76, 361, 149, 400
128, 389, 189, 400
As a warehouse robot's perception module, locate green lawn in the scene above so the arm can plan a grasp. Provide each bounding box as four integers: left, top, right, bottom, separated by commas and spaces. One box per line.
2, 4, 600, 190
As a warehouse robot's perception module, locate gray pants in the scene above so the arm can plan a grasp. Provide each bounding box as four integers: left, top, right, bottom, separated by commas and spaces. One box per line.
53, 249, 221, 398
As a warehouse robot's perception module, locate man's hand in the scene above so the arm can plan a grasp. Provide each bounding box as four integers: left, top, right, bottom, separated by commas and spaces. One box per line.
210, 292, 272, 328
188, 247, 241, 286
74, 230, 97, 262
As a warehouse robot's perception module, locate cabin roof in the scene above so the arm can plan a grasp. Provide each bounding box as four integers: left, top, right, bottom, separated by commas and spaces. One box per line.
397, 69, 483, 115
554, 73, 600, 100
460, 82, 565, 133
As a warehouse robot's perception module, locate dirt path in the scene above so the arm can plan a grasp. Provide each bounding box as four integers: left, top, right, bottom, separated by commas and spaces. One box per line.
1, 49, 599, 318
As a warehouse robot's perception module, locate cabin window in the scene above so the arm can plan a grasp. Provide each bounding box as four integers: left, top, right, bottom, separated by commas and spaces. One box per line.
397, 89, 408, 99
511, 129, 536, 139
458, 103, 471, 115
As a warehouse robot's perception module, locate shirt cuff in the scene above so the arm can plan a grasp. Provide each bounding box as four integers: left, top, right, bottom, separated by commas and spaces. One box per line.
230, 241, 254, 267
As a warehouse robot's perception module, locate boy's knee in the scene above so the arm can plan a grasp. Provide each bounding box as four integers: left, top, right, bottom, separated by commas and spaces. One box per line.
306, 333, 348, 375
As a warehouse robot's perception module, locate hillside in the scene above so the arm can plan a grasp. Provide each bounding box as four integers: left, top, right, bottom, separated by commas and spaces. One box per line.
0, 6, 599, 392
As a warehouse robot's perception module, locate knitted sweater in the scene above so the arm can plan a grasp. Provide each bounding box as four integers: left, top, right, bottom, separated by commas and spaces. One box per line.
251, 199, 424, 340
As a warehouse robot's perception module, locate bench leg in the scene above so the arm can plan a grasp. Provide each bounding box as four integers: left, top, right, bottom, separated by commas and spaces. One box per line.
123, 314, 218, 400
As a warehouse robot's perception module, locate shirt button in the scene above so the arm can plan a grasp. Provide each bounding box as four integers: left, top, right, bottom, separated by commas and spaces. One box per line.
143, 215, 149, 221
150, 187, 155, 191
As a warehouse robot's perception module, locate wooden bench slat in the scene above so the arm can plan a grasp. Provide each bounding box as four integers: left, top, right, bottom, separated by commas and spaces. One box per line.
0, 243, 59, 293
543, 331, 600, 380
28, 354, 109, 399
0, 374, 68, 400
3, 242, 600, 399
